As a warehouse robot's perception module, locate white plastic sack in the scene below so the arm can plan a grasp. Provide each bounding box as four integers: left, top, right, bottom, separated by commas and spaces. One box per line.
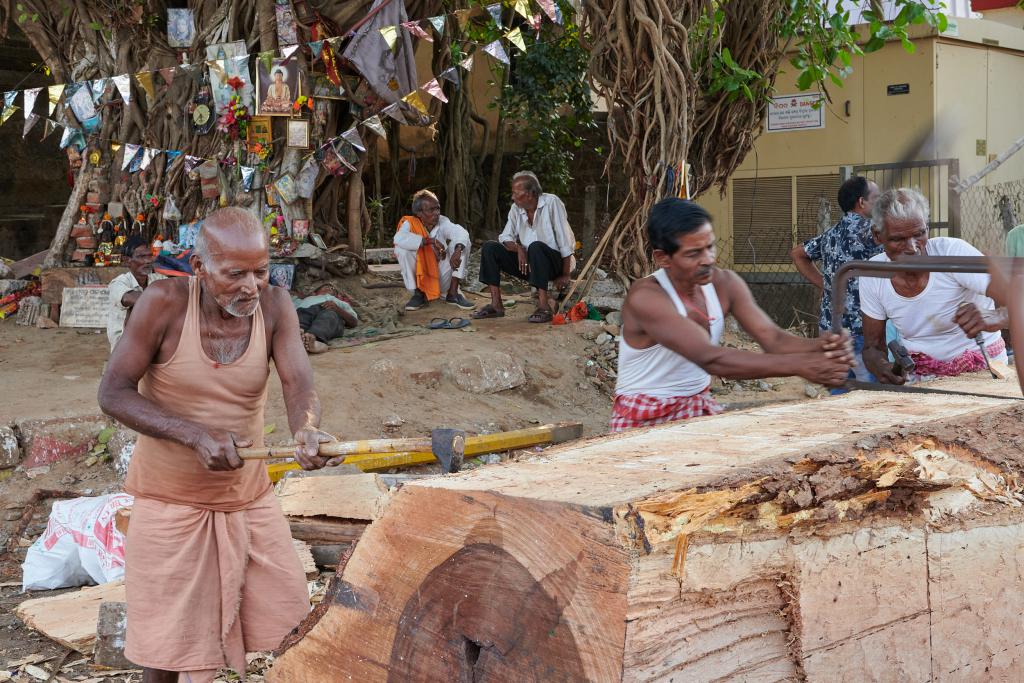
21, 493, 133, 591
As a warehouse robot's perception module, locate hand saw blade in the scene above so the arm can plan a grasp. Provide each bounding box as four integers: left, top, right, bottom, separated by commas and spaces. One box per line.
846, 380, 1022, 401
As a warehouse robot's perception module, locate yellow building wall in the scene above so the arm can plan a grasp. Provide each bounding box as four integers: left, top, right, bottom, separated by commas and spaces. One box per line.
976, 7, 1024, 30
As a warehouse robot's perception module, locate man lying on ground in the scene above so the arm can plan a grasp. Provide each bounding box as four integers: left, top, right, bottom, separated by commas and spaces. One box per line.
394, 189, 474, 311
860, 188, 1007, 384
612, 198, 854, 432
292, 282, 358, 354
472, 171, 575, 323
107, 235, 166, 350
98, 208, 336, 683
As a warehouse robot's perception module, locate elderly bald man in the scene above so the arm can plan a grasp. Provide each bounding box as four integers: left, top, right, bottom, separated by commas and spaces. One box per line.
98, 207, 335, 683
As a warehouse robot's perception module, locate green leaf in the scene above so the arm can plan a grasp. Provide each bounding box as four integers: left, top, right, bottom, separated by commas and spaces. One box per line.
263, 423, 276, 435
796, 69, 815, 91
936, 14, 949, 32
828, 71, 844, 87
88, 21, 103, 31
901, 37, 917, 54
839, 50, 851, 67
97, 426, 116, 444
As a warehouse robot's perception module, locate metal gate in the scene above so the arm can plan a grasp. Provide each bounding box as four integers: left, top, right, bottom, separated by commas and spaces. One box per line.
850, 158, 960, 237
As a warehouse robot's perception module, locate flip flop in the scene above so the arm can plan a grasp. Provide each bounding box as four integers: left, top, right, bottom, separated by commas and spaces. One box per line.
429, 317, 453, 329
447, 317, 471, 329
528, 308, 554, 324
471, 305, 505, 319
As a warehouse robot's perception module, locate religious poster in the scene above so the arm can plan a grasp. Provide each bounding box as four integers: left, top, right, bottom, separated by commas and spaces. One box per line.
206, 41, 254, 111
275, 2, 299, 46
256, 58, 301, 116
167, 8, 196, 48
310, 73, 345, 100
269, 263, 295, 289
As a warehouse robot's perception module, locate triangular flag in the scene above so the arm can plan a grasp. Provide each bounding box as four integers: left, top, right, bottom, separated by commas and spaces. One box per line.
482, 40, 510, 64
47, 84, 64, 115
110, 142, 121, 154
362, 114, 387, 139
258, 50, 274, 75
428, 15, 445, 36
459, 54, 475, 71
3, 91, 16, 110
164, 149, 182, 172
336, 142, 357, 171
513, 0, 532, 21
41, 119, 57, 141
22, 113, 39, 138
184, 155, 204, 173
90, 78, 108, 103
422, 78, 448, 104
341, 126, 366, 152
506, 27, 527, 52
159, 67, 176, 87
486, 3, 503, 28
379, 25, 399, 50
401, 90, 429, 116
1, 106, 18, 126
538, 0, 557, 21
439, 67, 461, 88
23, 87, 41, 117
139, 147, 159, 171
282, 44, 300, 60
59, 125, 80, 149
122, 143, 141, 171
401, 21, 432, 42
454, 9, 472, 29
112, 75, 131, 104
134, 71, 156, 102
381, 102, 404, 123
309, 40, 324, 60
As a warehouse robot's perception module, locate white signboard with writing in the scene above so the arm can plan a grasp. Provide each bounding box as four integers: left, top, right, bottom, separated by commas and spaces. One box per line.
766, 94, 825, 133
60, 286, 109, 328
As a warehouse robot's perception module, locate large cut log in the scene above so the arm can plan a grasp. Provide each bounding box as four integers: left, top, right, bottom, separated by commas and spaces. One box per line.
16, 580, 126, 654
268, 374, 1024, 681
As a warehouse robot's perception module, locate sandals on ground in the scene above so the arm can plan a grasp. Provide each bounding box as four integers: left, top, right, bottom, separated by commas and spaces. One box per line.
471, 305, 505, 319
527, 308, 553, 324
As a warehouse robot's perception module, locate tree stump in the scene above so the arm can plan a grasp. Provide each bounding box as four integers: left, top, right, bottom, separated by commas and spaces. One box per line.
269, 375, 1024, 681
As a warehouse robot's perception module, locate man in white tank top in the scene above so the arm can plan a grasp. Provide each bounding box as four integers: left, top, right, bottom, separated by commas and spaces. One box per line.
612, 199, 855, 432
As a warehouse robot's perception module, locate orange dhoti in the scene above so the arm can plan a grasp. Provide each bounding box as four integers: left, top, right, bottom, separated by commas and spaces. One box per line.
124, 490, 309, 680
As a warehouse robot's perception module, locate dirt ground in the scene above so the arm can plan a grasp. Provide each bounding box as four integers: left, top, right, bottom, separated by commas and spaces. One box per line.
0, 272, 813, 681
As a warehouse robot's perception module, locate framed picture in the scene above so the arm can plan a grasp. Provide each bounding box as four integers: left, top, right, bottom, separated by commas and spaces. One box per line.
274, 173, 298, 205
269, 263, 295, 290
248, 116, 272, 148
167, 8, 196, 48
206, 42, 254, 110
291, 219, 309, 239
310, 73, 346, 100
286, 119, 310, 148
310, 232, 327, 250
256, 58, 302, 116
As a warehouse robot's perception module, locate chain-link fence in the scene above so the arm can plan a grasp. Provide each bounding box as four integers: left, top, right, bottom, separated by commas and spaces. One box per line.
960, 178, 1024, 257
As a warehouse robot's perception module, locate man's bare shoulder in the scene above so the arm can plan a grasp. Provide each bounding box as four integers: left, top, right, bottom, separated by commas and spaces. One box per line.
137, 276, 188, 309
260, 285, 294, 324
624, 275, 668, 316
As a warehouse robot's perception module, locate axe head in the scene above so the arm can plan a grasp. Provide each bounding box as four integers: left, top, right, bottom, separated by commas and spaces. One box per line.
431, 428, 466, 473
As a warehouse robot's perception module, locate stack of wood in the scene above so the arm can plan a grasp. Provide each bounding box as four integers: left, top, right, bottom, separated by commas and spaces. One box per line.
268, 375, 1024, 681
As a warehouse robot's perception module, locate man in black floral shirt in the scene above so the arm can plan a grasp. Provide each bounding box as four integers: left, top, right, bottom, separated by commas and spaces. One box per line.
791, 176, 881, 380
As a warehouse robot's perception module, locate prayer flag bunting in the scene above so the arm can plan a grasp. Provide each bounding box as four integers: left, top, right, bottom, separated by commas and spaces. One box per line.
379, 25, 399, 50
90, 78, 108, 103
122, 143, 141, 171
281, 44, 300, 60
336, 141, 357, 171
439, 67, 461, 88
422, 78, 448, 104
341, 126, 366, 152
486, 3, 503, 28
402, 90, 429, 116
110, 142, 121, 154
184, 155, 204, 173
459, 54, 475, 71
381, 102, 404, 123
41, 119, 57, 141
401, 21, 431, 42
513, 0, 532, 21
483, 40, 510, 64
23, 87, 41, 118
139, 147, 159, 171
428, 15, 445, 36
3, 91, 16, 110
362, 114, 387, 139
113, 75, 131, 104
23, 113, 39, 138
506, 27, 527, 52
135, 71, 156, 102
47, 84, 64, 115
538, 0, 557, 21
1, 105, 18, 126
454, 9, 472, 29
309, 40, 324, 59
164, 149, 182, 172
59, 125, 81, 150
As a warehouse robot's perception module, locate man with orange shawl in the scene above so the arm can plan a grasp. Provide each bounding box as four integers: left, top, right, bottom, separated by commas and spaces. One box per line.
394, 190, 474, 311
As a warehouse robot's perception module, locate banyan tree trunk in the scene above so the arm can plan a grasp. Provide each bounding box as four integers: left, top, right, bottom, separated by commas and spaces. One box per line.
268, 374, 1024, 681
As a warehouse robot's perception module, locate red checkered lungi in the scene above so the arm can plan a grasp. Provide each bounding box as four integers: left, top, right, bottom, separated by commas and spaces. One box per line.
910, 337, 1006, 378
609, 388, 724, 432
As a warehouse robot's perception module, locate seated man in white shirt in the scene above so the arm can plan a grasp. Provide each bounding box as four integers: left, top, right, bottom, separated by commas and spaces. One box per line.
107, 235, 166, 350
860, 188, 1007, 383
292, 282, 359, 354
472, 171, 575, 323
393, 190, 474, 311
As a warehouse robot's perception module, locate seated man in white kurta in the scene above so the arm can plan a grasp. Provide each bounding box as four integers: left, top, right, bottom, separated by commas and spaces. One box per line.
393, 190, 474, 311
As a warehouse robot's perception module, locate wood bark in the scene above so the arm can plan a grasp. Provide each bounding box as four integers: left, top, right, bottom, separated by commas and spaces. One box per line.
269, 374, 1024, 681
